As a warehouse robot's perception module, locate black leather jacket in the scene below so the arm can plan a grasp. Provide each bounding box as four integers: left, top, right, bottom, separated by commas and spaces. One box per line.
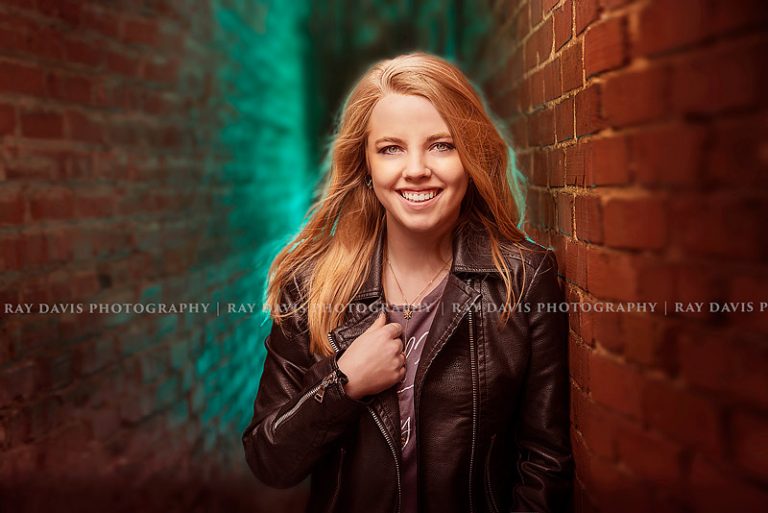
242, 221, 573, 512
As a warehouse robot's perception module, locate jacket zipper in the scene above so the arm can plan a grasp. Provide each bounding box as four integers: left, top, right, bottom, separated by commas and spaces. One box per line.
327, 330, 401, 513
485, 433, 500, 513
272, 337, 344, 432
467, 277, 478, 513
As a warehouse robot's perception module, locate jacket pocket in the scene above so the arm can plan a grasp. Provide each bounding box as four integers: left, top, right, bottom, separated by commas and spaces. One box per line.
326, 446, 345, 513
484, 433, 500, 513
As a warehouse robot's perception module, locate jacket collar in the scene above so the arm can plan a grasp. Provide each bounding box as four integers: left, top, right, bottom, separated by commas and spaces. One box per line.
351, 219, 502, 303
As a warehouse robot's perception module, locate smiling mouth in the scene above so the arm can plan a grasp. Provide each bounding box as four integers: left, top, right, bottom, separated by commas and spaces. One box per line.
397, 189, 443, 203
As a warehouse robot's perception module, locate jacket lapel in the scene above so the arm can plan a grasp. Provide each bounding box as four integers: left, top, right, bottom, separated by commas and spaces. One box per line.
328, 220, 488, 453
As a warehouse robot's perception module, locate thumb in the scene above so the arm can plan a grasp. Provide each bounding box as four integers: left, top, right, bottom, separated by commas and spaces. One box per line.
373, 310, 387, 326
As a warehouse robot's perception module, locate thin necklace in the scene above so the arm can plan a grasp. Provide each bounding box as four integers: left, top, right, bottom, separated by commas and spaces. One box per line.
385, 253, 451, 324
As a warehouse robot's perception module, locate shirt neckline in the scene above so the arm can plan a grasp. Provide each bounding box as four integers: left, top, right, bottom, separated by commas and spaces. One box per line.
384, 272, 449, 311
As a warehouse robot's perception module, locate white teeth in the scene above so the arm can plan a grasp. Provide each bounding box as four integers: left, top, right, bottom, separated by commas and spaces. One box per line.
400, 190, 439, 202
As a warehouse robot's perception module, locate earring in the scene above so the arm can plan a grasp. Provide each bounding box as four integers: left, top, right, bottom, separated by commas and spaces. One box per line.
365, 175, 373, 189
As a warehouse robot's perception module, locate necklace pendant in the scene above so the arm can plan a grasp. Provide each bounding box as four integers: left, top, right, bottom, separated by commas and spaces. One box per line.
403, 307, 413, 320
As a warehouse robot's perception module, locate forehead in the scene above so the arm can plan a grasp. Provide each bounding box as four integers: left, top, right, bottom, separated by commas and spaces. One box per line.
367, 94, 450, 137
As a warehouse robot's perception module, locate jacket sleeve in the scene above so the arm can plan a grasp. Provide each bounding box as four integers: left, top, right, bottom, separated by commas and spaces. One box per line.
241, 279, 372, 488
510, 249, 574, 512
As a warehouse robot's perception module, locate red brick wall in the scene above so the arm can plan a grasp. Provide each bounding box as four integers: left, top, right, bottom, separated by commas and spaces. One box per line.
484, 0, 768, 511
0, 1, 293, 511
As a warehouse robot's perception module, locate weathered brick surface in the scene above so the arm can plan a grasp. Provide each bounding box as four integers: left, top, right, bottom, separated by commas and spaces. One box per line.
0, 0, 310, 511
481, 0, 768, 511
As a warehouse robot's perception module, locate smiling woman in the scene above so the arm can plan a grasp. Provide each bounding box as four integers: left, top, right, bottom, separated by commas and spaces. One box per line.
366, 94, 468, 231
243, 52, 572, 513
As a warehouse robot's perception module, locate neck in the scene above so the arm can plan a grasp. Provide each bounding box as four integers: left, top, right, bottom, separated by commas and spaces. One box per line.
384, 218, 454, 279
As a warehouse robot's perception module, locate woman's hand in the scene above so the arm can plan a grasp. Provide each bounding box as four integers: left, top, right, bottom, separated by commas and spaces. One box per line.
337, 311, 405, 400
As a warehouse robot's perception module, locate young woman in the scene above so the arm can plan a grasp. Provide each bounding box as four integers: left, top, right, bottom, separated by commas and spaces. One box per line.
242, 52, 572, 513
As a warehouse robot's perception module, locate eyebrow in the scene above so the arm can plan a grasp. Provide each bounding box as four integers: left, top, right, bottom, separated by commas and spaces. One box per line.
374, 133, 453, 145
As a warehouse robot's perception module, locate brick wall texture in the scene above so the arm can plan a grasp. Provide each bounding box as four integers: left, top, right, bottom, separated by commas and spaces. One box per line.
481, 1, 768, 512
0, 0, 311, 511
0, 0, 767, 512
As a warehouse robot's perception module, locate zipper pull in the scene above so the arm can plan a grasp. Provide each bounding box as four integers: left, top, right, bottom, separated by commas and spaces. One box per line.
314, 371, 339, 403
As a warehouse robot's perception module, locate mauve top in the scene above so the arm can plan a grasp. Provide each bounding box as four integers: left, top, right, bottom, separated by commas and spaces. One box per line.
384, 271, 450, 513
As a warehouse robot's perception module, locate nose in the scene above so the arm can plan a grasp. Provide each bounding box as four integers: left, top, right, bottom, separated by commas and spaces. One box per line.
402, 151, 431, 179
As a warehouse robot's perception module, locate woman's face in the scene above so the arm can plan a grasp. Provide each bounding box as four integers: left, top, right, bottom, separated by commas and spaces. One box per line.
365, 93, 469, 234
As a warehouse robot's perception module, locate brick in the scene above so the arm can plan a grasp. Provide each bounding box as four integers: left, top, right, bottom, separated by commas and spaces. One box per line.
614, 421, 683, 483
643, 379, 722, 455
530, 0, 544, 26
0, 103, 15, 134
0, 61, 47, 96
543, 58, 561, 101
589, 351, 643, 418
678, 330, 768, 410
75, 191, 116, 218
549, 148, 566, 186
670, 40, 765, 116
20, 111, 64, 139
604, 65, 668, 127
29, 187, 75, 220
564, 143, 585, 186
528, 107, 555, 146
62, 38, 104, 68
121, 17, 160, 47
554, 0, 572, 51
0, 188, 24, 225
516, 4, 530, 36
575, 0, 600, 35
585, 136, 629, 186
561, 41, 583, 92
49, 73, 93, 104
511, 116, 528, 148
575, 83, 604, 136
584, 16, 627, 78
622, 313, 675, 371
66, 111, 103, 143
143, 58, 179, 84
587, 248, 639, 301
555, 97, 574, 142
707, 112, 768, 188
636, 0, 706, 57
707, 0, 768, 37
631, 124, 705, 186
603, 196, 666, 250
591, 307, 622, 353
534, 17, 554, 66
565, 239, 588, 290
671, 195, 765, 261
532, 150, 549, 186
106, 50, 141, 78
529, 69, 545, 107
0, 362, 37, 404
689, 456, 768, 513
557, 192, 573, 235
572, 390, 622, 459
730, 410, 768, 479
574, 194, 603, 243
80, 6, 121, 38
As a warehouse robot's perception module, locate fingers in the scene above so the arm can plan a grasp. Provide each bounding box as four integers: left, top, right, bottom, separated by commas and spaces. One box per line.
373, 311, 387, 326
386, 321, 403, 337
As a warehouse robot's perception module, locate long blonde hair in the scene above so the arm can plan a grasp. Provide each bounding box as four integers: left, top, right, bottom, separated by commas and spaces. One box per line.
266, 51, 533, 357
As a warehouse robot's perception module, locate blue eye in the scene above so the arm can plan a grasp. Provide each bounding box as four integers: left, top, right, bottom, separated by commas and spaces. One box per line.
378, 142, 454, 155
380, 145, 400, 155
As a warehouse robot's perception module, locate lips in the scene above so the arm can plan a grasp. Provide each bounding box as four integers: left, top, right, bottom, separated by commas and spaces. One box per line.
396, 188, 443, 209
398, 189, 441, 201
